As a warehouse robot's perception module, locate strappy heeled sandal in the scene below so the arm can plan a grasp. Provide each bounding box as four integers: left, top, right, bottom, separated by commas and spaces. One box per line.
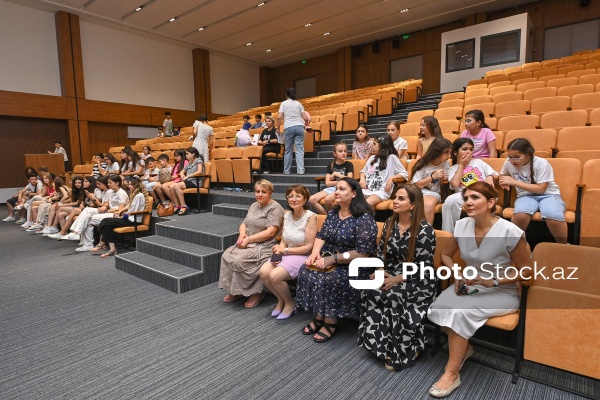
100, 249, 117, 258
302, 318, 324, 335
90, 244, 107, 253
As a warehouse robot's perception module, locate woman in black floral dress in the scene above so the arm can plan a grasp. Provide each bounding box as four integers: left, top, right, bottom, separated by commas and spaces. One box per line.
358, 184, 436, 370
296, 177, 378, 343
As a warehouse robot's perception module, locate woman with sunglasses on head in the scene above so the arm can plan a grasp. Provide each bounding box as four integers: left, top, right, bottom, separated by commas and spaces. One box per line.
427, 181, 530, 398
499, 138, 568, 243
358, 184, 436, 371
359, 134, 409, 208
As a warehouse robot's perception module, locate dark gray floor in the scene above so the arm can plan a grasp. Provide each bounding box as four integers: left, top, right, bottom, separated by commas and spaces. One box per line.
0, 211, 596, 400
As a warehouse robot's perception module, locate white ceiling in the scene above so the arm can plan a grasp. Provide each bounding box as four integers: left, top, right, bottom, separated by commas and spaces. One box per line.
26, 0, 536, 67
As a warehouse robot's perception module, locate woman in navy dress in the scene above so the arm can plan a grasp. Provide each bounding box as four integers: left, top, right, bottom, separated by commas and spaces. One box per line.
296, 177, 378, 343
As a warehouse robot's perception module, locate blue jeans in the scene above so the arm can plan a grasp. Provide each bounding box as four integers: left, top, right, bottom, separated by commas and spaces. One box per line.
283, 125, 305, 174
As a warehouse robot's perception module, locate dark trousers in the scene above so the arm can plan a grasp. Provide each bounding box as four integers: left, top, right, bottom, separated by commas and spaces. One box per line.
98, 217, 136, 244
260, 145, 278, 171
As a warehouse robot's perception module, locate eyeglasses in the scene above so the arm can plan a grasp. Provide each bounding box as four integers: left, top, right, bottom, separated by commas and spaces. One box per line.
286, 195, 303, 200
505, 155, 524, 161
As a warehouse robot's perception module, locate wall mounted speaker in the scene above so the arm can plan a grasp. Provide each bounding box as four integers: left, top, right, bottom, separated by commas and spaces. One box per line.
372, 41, 380, 53
352, 46, 361, 57
392, 36, 400, 49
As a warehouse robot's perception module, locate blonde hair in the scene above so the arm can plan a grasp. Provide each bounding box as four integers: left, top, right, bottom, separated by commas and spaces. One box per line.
255, 179, 274, 193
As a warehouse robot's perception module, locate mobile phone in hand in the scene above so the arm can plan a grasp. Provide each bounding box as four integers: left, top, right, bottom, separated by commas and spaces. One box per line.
270, 253, 283, 263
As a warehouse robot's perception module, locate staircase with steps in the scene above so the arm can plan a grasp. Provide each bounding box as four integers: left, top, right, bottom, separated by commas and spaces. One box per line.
116, 94, 444, 293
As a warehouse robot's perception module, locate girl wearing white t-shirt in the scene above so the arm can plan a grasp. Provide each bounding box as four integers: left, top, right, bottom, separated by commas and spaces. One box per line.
411, 138, 452, 224
359, 135, 409, 207
499, 138, 568, 243
442, 138, 498, 233
387, 121, 408, 159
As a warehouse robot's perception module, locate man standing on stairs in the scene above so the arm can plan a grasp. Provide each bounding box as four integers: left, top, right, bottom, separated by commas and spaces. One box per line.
278, 88, 310, 175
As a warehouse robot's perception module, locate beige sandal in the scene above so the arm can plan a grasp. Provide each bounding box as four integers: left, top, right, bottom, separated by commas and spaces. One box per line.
91, 244, 107, 253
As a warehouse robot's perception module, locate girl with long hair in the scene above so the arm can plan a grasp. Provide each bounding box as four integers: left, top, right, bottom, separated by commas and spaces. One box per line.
499, 138, 568, 243
442, 138, 498, 233
154, 149, 188, 211
387, 121, 408, 159
359, 134, 408, 207
411, 138, 452, 224
352, 124, 374, 160
96, 177, 149, 258
417, 116, 443, 159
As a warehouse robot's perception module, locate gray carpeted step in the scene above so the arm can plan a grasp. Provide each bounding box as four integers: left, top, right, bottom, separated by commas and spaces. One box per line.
289, 165, 326, 174
156, 213, 242, 250
265, 173, 320, 185
208, 190, 288, 208
115, 252, 205, 294
272, 182, 318, 194
212, 203, 250, 218
136, 236, 222, 276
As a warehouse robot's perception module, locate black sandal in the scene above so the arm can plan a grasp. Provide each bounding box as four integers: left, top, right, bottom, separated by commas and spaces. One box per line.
313, 322, 338, 343
302, 318, 324, 335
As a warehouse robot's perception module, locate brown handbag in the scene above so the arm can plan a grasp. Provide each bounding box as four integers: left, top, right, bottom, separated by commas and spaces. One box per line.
304, 251, 338, 273
156, 202, 174, 217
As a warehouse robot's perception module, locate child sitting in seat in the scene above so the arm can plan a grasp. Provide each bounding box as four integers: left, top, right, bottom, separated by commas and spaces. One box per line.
141, 157, 160, 205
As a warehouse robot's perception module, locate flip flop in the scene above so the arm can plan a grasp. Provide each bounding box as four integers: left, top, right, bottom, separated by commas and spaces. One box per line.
223, 294, 243, 303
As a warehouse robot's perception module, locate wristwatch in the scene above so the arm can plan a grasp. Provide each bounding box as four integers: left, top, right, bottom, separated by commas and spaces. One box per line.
492, 278, 499, 287
284, 247, 289, 255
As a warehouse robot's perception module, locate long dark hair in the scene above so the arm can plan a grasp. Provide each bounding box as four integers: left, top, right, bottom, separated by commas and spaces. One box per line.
174, 149, 187, 172
333, 177, 374, 216
126, 148, 142, 169
84, 176, 98, 193
411, 138, 452, 179
421, 116, 443, 138
70, 175, 85, 203
382, 184, 426, 263
507, 138, 536, 184
354, 124, 369, 142
371, 134, 398, 171
451, 138, 474, 165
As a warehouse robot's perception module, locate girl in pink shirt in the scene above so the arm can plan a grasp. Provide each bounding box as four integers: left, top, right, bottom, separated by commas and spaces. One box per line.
460, 109, 497, 159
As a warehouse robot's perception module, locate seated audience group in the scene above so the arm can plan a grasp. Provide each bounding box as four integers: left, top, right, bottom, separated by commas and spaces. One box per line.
217, 109, 571, 398
3, 108, 574, 397
5, 145, 207, 257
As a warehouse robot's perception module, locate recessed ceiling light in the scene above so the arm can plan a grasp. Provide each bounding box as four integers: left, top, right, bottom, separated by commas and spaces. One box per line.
258, 2, 265, 6
135, 6, 142, 11
246, 42, 252, 46
304, 23, 312, 27
323, 32, 330, 36
198, 27, 205, 31
400, 8, 409, 13
266, 49, 272, 53
169, 17, 176, 22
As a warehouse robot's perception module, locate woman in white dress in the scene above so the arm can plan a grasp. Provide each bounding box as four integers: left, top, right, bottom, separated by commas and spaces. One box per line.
426, 181, 530, 398
192, 114, 214, 162
259, 185, 317, 320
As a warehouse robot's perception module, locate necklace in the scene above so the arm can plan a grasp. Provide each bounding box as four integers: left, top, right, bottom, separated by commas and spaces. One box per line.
291, 210, 306, 221
338, 210, 352, 219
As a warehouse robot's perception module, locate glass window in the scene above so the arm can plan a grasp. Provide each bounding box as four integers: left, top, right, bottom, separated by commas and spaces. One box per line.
446, 39, 475, 73
480, 29, 521, 67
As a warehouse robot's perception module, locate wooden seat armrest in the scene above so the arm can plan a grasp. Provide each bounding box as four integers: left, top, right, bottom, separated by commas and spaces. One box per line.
314, 176, 326, 182
129, 209, 150, 215
392, 176, 407, 184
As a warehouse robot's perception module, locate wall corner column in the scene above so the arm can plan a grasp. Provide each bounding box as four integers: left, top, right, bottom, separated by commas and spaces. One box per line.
193, 48, 211, 117
337, 46, 353, 92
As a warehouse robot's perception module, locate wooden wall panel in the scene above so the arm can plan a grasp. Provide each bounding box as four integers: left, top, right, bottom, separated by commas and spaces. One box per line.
423, 50, 442, 95
0, 90, 71, 120
0, 117, 68, 187
55, 11, 75, 98
78, 99, 152, 125
355, 62, 389, 89
69, 14, 86, 99
87, 122, 137, 159
193, 48, 211, 114
150, 109, 199, 128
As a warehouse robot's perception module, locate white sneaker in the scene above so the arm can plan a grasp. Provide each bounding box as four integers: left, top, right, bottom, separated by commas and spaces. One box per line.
75, 245, 93, 252
42, 227, 59, 236
13, 205, 23, 211
26, 224, 42, 232
65, 233, 81, 241
2, 216, 15, 222
35, 228, 47, 234
47, 233, 62, 240
21, 221, 34, 228
15, 218, 26, 225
